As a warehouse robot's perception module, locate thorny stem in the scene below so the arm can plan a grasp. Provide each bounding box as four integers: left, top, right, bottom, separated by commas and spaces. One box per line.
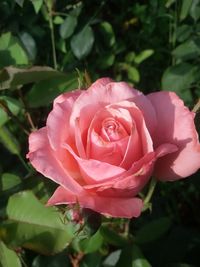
18, 89, 36, 131
143, 177, 157, 206
0, 100, 30, 135
123, 220, 130, 237
26, 112, 36, 131
192, 98, 200, 113
69, 252, 84, 267
84, 69, 92, 87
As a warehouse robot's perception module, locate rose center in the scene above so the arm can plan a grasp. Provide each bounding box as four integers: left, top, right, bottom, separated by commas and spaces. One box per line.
100, 118, 128, 141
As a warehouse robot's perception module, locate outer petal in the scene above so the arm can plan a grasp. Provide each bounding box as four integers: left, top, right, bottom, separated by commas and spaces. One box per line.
53, 89, 82, 106
148, 91, 200, 180
132, 94, 157, 135
47, 90, 82, 151
27, 127, 83, 193
47, 186, 143, 218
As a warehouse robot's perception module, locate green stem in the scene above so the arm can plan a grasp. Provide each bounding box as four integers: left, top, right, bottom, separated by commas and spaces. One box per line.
172, 0, 178, 65
144, 177, 157, 205
47, 2, 57, 70
84, 1, 105, 28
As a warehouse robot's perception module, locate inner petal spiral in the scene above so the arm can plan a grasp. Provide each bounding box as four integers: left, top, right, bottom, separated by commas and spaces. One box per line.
101, 118, 128, 141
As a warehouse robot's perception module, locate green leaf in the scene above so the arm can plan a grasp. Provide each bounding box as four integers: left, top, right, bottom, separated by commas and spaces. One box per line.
176, 25, 192, 42
132, 245, 152, 267
56, 39, 67, 53
96, 53, 115, 70
0, 126, 20, 155
0, 241, 22, 267
0, 32, 29, 67
71, 26, 94, 59
22, 175, 55, 203
80, 230, 103, 254
4, 191, 76, 255
115, 245, 151, 267
54, 16, 64, 25
26, 72, 78, 107
162, 63, 198, 103
15, 0, 24, 7
82, 209, 102, 236
0, 66, 64, 90
70, 3, 83, 17
80, 253, 102, 267
125, 52, 136, 63
0, 96, 22, 127
45, 0, 54, 10
127, 66, 140, 83
32, 252, 71, 267
134, 49, 154, 64
165, 0, 176, 8
0, 173, 21, 191
190, 0, 200, 21
135, 217, 172, 244
30, 0, 43, 14
180, 0, 193, 21
172, 39, 200, 60
99, 21, 116, 47
100, 224, 128, 247
19, 32, 37, 61
60, 15, 78, 39
103, 250, 121, 267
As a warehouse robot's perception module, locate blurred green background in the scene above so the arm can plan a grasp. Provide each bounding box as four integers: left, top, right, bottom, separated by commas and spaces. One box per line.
0, 1, 200, 267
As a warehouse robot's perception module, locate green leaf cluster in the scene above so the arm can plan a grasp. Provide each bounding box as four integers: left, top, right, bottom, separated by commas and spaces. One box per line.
0, 1, 200, 266
162, 0, 200, 104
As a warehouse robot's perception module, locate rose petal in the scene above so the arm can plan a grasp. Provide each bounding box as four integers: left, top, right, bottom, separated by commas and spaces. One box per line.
27, 127, 83, 193
148, 91, 200, 180
84, 152, 155, 191
74, 119, 87, 158
53, 89, 82, 106
47, 186, 143, 218
89, 130, 128, 165
87, 106, 132, 165
69, 80, 144, 163
133, 94, 157, 135
119, 123, 142, 169
47, 91, 82, 151
70, 79, 141, 133
155, 143, 178, 158
63, 143, 126, 184
110, 101, 153, 155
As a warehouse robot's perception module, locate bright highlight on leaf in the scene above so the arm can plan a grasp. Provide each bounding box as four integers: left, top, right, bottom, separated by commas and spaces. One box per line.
3, 191, 76, 255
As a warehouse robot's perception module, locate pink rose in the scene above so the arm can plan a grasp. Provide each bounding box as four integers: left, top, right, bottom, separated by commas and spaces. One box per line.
27, 78, 200, 218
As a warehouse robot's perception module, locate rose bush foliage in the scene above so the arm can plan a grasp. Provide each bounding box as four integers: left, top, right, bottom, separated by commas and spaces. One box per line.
27, 78, 200, 218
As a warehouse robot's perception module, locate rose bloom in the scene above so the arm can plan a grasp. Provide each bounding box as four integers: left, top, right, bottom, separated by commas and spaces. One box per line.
27, 78, 200, 218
